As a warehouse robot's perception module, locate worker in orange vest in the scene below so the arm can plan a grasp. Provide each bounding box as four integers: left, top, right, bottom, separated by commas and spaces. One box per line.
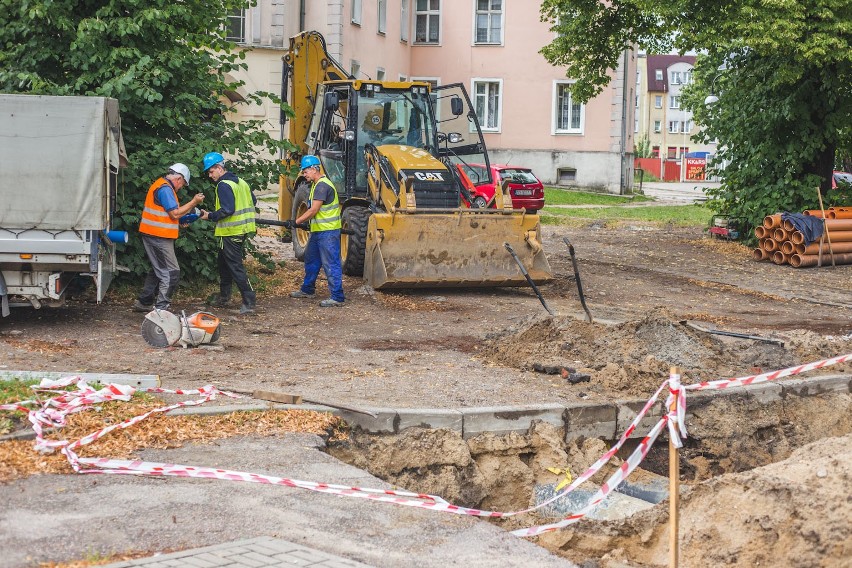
134, 163, 205, 312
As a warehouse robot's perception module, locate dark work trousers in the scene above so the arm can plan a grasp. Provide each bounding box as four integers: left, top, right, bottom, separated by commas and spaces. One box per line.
138, 234, 180, 310
218, 235, 255, 306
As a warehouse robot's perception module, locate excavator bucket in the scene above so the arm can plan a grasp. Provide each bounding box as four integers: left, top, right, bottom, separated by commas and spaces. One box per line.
364, 210, 553, 289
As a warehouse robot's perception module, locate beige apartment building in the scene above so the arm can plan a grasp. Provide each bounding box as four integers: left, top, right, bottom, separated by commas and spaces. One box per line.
224, 0, 636, 193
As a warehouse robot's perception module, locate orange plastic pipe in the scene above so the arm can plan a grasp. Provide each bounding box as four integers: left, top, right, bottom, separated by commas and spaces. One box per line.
802, 210, 828, 218
780, 241, 796, 255
781, 219, 795, 232
754, 226, 767, 239
795, 241, 852, 255
825, 219, 852, 230
762, 238, 778, 251
772, 251, 789, 265
772, 228, 790, 242
763, 214, 782, 229
828, 208, 852, 219
791, 229, 852, 244
790, 252, 852, 268
753, 248, 769, 261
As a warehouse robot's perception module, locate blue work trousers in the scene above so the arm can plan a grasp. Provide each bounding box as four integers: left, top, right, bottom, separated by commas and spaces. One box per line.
300, 229, 345, 302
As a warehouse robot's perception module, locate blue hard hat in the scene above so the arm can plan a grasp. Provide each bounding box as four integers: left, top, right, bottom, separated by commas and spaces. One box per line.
202, 152, 225, 172
300, 155, 321, 170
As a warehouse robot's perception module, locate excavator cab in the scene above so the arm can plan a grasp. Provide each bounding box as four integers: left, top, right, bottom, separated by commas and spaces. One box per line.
280, 31, 551, 289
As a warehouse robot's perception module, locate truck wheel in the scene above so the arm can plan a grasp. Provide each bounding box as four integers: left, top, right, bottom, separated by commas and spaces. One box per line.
341, 206, 370, 276
291, 182, 311, 261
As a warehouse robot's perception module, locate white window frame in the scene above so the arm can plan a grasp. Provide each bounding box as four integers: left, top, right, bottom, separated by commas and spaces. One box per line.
655, 69, 663, 81
400, 0, 410, 42
654, 120, 661, 133
668, 120, 680, 133
352, 0, 363, 25
473, 0, 504, 46
226, 9, 246, 43
669, 95, 680, 109
414, 0, 441, 45
670, 71, 681, 85
399, 74, 409, 81
654, 95, 662, 108
682, 120, 692, 134
472, 77, 502, 132
551, 80, 585, 135
377, 0, 387, 34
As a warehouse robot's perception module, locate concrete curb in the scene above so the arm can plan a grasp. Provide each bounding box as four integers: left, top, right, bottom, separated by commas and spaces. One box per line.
4, 374, 848, 443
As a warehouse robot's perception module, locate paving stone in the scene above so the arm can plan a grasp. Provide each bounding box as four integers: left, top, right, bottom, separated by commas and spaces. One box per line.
461, 404, 565, 438
396, 408, 463, 433
563, 402, 617, 440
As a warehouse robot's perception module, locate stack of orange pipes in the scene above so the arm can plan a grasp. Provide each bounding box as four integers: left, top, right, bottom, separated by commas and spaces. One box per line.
753, 213, 852, 267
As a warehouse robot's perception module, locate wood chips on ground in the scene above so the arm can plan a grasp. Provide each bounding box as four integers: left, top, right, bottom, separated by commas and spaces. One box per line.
0, 399, 346, 483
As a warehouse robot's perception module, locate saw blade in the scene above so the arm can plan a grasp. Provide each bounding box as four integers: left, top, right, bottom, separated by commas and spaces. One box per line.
141, 311, 182, 347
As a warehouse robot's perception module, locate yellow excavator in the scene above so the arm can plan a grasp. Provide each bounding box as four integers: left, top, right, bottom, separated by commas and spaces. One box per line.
278, 31, 552, 289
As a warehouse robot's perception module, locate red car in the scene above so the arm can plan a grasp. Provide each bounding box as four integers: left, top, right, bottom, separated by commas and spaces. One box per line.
456, 163, 546, 212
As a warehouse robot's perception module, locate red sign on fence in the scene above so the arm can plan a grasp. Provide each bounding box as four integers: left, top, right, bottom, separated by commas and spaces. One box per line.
685, 158, 707, 181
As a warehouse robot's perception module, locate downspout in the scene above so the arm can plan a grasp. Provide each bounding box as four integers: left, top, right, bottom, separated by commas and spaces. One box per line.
619, 49, 629, 195
299, 0, 305, 31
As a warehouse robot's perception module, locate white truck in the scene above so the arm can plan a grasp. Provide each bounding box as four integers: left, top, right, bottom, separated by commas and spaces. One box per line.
0, 94, 127, 317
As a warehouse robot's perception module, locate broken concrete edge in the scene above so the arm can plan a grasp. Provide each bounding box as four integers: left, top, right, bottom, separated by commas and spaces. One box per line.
3, 374, 848, 443
0, 370, 160, 388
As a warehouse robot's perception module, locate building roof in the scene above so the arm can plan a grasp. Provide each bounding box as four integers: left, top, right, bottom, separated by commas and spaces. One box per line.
646, 54, 696, 92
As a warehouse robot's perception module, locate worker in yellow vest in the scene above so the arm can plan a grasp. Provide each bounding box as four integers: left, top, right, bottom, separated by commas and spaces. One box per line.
199, 152, 257, 315
289, 155, 345, 307
134, 163, 204, 312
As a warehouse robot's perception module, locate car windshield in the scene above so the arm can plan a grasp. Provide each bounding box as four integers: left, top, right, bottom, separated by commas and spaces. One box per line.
500, 169, 538, 184
460, 164, 489, 185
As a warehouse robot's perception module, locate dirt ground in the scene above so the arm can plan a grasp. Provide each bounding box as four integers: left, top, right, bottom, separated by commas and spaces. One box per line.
1, 223, 849, 409
1, 221, 851, 567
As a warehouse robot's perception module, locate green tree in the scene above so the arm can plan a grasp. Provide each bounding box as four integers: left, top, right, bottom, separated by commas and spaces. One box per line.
540, 0, 852, 236
0, 0, 294, 281
634, 134, 651, 159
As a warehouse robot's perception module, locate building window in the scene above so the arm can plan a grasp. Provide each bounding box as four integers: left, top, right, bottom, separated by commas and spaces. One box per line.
401, 0, 409, 42
554, 82, 583, 133
376, 68, 386, 81
352, 0, 362, 24
668, 121, 680, 133
654, 120, 661, 133
226, 9, 246, 42
651, 146, 660, 158
670, 71, 681, 84
680, 146, 689, 157
473, 79, 501, 131
558, 168, 577, 184
636, 68, 641, 85
351, 60, 361, 79
667, 146, 677, 159
399, 74, 408, 81
415, 0, 440, 44
655, 69, 663, 81
669, 96, 680, 109
682, 120, 692, 133
378, 0, 387, 34
475, 0, 503, 44
654, 95, 662, 108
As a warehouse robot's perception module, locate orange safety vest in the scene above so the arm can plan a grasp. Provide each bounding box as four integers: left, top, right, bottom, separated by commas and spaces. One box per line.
139, 177, 179, 239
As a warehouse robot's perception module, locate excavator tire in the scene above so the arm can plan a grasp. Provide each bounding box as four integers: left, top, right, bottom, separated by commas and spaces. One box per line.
291, 182, 311, 261
341, 205, 370, 276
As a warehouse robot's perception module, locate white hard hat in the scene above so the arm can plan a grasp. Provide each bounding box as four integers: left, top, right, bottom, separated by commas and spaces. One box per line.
168, 163, 191, 186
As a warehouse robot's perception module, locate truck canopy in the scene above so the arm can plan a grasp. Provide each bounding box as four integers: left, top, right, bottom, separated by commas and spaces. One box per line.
0, 94, 127, 230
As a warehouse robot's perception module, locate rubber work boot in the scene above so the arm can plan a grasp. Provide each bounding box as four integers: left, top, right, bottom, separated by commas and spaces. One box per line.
132, 300, 153, 312
319, 299, 344, 307
239, 291, 256, 315
289, 290, 315, 299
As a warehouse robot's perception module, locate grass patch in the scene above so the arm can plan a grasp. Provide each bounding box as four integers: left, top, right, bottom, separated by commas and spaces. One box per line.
544, 188, 653, 206
540, 204, 711, 227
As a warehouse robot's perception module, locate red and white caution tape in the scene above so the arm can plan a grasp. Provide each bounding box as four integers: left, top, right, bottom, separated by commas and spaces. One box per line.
2, 353, 849, 537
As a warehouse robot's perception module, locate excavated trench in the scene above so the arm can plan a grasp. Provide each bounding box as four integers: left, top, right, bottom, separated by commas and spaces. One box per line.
327, 310, 852, 567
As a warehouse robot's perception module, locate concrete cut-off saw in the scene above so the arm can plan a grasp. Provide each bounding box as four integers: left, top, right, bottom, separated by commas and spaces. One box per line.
141, 310, 221, 348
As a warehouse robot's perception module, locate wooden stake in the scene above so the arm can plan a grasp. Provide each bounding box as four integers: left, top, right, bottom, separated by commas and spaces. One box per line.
816, 186, 836, 267
669, 366, 681, 568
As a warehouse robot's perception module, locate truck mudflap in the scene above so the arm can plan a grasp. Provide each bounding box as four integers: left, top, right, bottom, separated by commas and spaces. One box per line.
364, 209, 553, 289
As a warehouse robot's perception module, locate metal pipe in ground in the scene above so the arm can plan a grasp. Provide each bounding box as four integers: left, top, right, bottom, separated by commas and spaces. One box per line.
503, 242, 555, 316
562, 237, 593, 322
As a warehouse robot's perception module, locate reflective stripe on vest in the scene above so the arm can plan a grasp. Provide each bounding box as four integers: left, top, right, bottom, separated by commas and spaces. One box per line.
214, 177, 256, 237
139, 177, 179, 239
309, 176, 342, 232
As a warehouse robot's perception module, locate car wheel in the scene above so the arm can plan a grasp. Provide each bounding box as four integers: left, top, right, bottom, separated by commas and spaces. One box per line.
472, 196, 488, 209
